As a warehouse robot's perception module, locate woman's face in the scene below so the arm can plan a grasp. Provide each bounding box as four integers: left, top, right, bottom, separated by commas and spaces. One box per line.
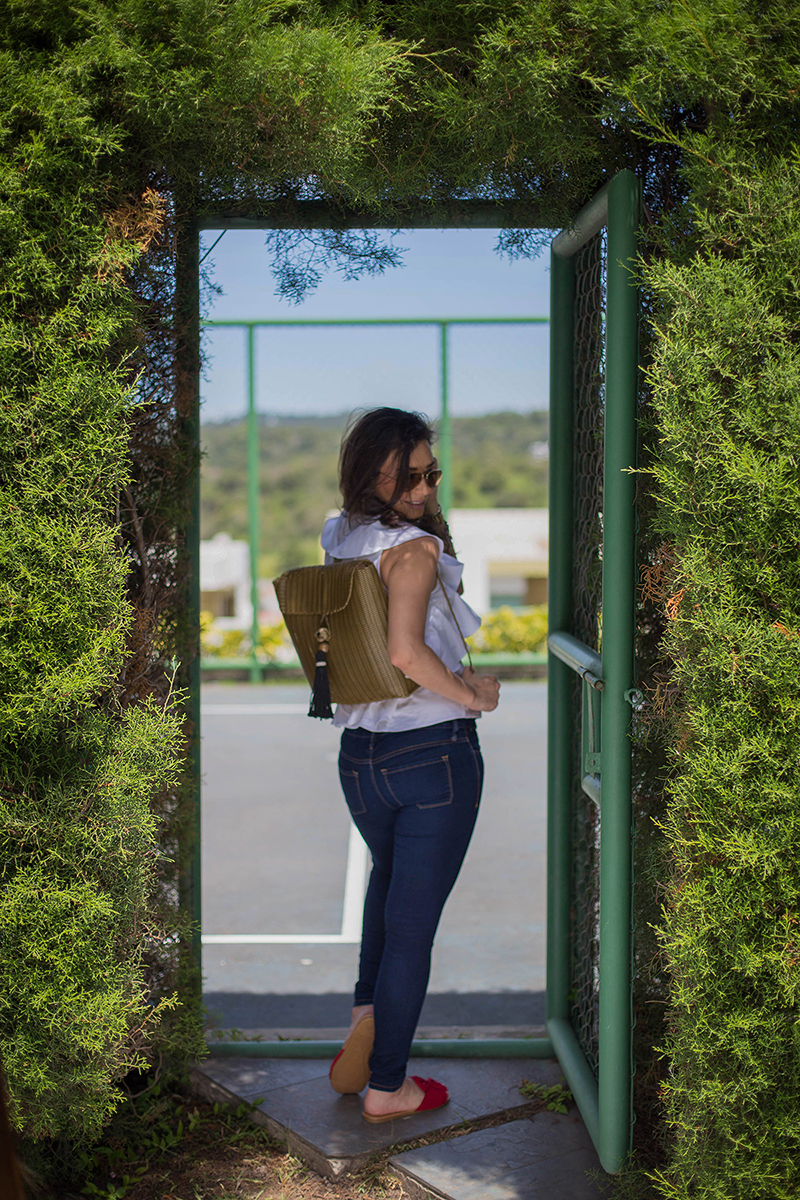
375, 439, 439, 521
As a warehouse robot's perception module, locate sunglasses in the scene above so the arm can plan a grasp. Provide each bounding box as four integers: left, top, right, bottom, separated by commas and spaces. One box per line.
404, 467, 443, 490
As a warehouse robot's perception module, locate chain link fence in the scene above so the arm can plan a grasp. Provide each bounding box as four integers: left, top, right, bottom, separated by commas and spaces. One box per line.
569, 230, 607, 1074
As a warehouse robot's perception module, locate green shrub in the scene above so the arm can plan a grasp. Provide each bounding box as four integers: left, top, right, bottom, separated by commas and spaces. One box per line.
642, 149, 800, 1199
0, 33, 196, 1144
258, 619, 292, 661
199, 613, 247, 659
200, 615, 291, 661
469, 606, 548, 654
0, 701, 184, 1140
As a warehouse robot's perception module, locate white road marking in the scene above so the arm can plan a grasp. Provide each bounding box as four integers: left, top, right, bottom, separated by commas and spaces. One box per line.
202, 933, 356, 944
340, 822, 370, 941
201, 821, 370, 946
201, 704, 309, 715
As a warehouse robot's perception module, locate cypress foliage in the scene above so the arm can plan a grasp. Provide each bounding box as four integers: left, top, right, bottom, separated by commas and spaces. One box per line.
643, 150, 800, 1198
0, 46, 187, 1140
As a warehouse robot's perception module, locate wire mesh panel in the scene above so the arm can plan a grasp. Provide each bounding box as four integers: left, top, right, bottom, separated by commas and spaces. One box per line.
569, 230, 607, 1074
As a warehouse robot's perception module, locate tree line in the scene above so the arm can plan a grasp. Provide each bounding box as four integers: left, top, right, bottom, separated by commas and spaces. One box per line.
201, 409, 549, 576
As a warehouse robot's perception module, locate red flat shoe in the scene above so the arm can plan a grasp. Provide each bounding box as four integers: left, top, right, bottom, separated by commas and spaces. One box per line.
362, 1076, 449, 1124
329, 1013, 374, 1094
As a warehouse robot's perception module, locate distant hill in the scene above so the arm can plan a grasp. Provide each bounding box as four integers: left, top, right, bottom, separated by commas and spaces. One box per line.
201, 410, 549, 577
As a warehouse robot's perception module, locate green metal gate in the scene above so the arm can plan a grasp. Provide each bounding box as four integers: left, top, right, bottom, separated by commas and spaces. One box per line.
188, 187, 642, 1174
547, 169, 641, 1173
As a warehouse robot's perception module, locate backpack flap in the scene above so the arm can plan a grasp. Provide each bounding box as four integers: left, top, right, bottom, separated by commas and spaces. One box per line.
274, 559, 364, 616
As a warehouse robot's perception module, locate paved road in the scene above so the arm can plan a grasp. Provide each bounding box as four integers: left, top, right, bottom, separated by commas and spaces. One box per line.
201, 681, 546, 1028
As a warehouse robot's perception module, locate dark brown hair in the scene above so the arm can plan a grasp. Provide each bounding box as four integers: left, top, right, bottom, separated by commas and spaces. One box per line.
338, 407, 456, 555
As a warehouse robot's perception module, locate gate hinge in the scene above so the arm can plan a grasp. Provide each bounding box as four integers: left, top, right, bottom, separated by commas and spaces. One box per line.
584, 752, 602, 774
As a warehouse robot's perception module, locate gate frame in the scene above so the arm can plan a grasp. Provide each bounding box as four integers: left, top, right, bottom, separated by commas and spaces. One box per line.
181, 180, 642, 1165
181, 202, 556, 1063
546, 168, 641, 1173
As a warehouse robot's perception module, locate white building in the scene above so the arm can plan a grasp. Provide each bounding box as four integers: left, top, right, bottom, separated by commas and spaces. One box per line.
449, 508, 548, 616
201, 509, 549, 628
199, 533, 251, 629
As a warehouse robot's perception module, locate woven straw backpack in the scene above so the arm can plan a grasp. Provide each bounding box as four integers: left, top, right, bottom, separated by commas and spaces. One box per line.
273, 557, 418, 717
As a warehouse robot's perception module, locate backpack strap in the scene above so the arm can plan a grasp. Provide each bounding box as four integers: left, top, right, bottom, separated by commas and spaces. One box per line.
436, 570, 474, 671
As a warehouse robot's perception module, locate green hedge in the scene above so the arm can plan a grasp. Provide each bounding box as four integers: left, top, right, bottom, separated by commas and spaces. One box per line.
199, 608, 549, 660
643, 150, 800, 1199
0, 41, 199, 1143
468, 606, 548, 655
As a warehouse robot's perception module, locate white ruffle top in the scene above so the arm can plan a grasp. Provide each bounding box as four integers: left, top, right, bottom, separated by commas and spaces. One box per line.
320, 513, 481, 732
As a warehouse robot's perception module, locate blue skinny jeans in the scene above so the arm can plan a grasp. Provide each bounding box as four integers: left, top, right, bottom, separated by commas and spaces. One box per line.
338, 718, 484, 1091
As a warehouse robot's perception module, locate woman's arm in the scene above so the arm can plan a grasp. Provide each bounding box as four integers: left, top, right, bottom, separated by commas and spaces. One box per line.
380, 537, 499, 711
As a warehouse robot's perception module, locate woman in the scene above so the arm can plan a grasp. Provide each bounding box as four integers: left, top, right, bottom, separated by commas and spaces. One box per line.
322, 407, 500, 1123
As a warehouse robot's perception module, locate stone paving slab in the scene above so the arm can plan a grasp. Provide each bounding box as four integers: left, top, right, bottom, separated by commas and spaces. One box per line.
390, 1110, 605, 1200
192, 1056, 330, 1102
192, 1055, 565, 1177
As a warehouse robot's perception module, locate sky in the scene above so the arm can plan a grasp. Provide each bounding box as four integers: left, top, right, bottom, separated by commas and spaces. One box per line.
199, 228, 552, 424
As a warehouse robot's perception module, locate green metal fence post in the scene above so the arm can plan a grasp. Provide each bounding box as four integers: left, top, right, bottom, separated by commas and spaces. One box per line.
598, 168, 640, 1172
207, 1037, 556, 1058
438, 322, 452, 516
246, 324, 261, 683
176, 215, 203, 1002
547, 248, 575, 1032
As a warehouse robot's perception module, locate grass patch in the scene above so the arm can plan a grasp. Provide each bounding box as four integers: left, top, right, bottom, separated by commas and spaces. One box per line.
20, 1073, 399, 1200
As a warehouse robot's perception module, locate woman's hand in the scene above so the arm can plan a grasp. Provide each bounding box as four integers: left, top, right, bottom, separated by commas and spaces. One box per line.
462, 667, 500, 712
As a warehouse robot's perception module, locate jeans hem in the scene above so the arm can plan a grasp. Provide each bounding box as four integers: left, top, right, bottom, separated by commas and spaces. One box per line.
368, 1076, 406, 1092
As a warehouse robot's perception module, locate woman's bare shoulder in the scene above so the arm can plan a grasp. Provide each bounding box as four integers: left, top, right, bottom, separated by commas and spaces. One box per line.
381, 534, 439, 565
380, 534, 439, 585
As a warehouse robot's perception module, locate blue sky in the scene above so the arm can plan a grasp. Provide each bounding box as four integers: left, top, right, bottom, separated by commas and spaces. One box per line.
199, 228, 551, 423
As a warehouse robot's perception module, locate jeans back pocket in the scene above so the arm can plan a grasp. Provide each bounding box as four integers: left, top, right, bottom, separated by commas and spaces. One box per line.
381, 755, 453, 809
339, 768, 367, 815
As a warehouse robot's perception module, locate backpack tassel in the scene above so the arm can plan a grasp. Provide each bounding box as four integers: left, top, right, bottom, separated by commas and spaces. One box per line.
309, 624, 333, 719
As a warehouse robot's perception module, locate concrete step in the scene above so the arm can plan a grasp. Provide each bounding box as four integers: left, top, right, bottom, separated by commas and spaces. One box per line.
191, 1053, 603, 1196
